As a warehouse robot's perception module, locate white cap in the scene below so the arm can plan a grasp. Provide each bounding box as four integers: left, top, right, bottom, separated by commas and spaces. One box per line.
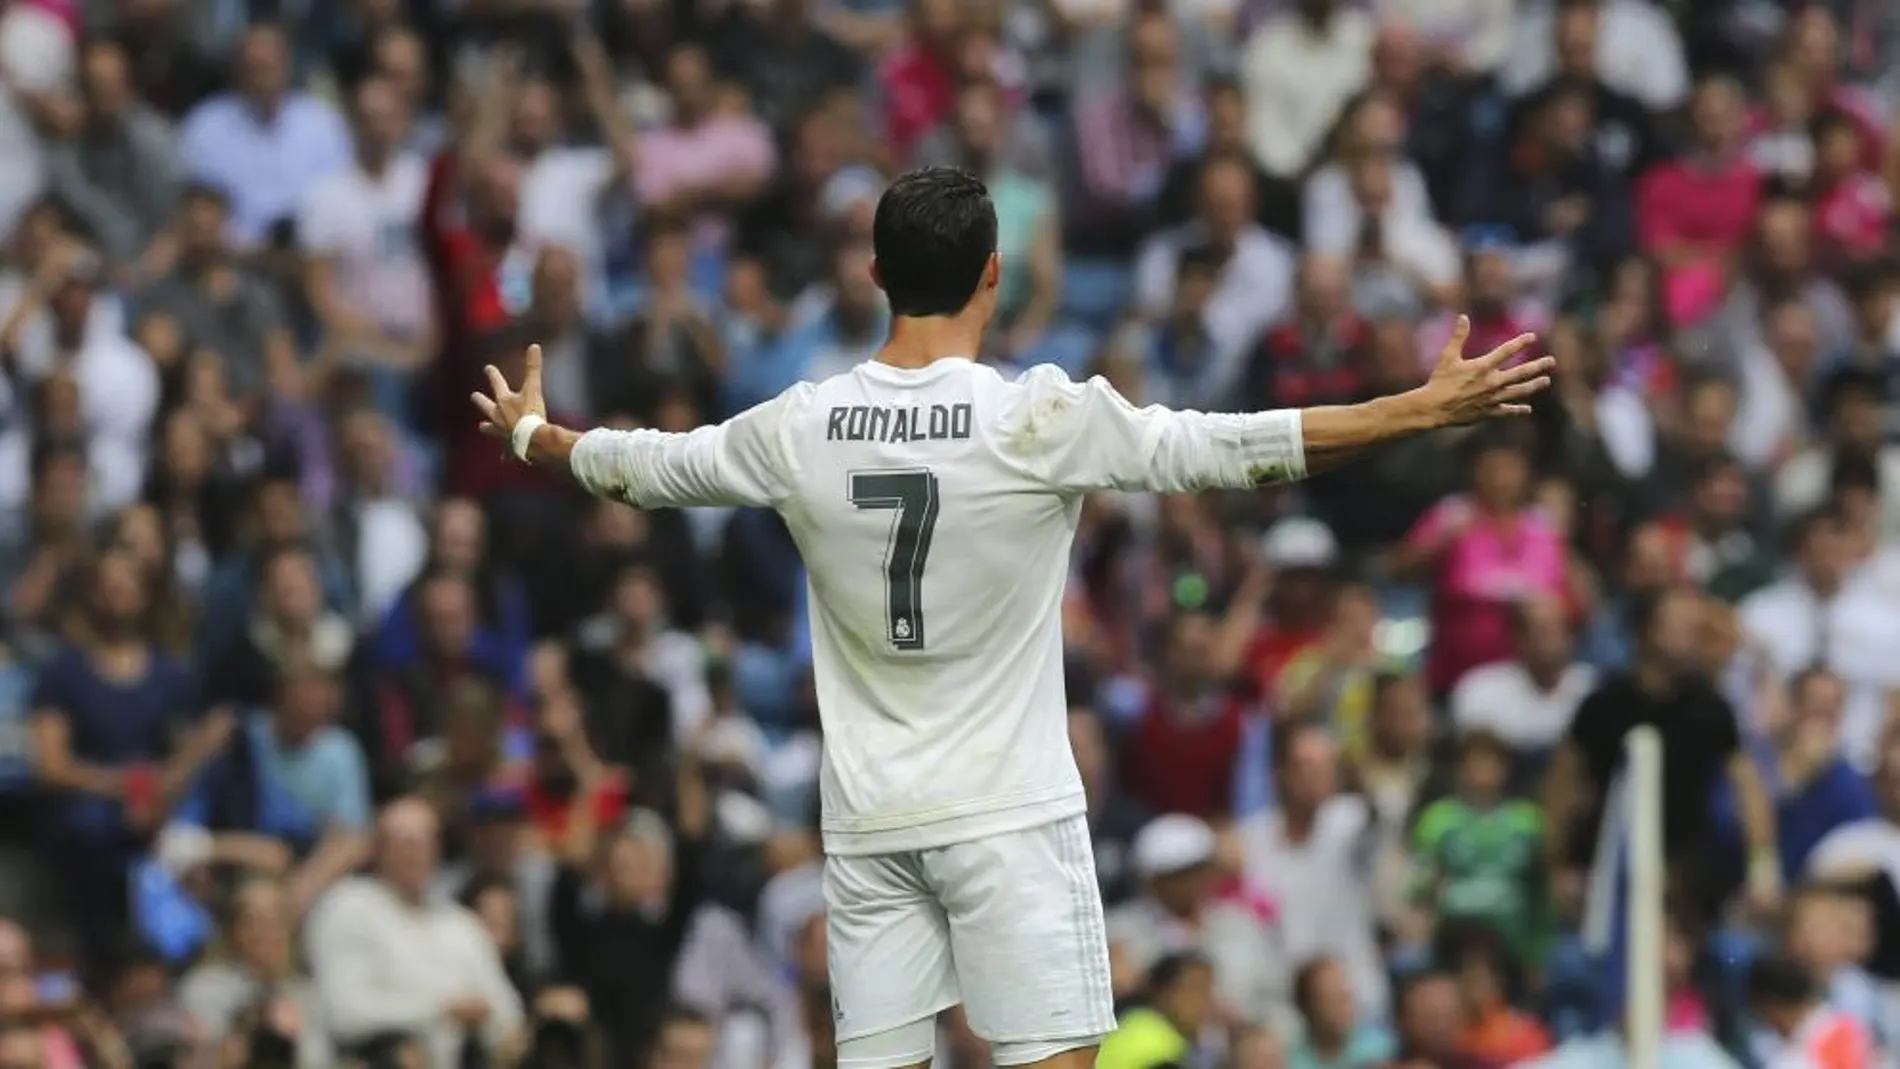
155, 822, 214, 876
1260, 517, 1339, 570
820, 166, 885, 221
1132, 814, 1217, 878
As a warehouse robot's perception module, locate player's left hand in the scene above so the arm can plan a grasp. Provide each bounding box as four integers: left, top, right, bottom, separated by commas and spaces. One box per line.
1422, 315, 1554, 426
471, 343, 547, 443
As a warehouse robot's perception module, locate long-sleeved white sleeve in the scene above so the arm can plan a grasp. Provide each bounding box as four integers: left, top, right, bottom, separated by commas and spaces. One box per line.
569, 385, 807, 509
1002, 365, 1306, 494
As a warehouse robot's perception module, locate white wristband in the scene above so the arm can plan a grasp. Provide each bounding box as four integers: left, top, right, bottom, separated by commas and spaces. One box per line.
510, 413, 546, 462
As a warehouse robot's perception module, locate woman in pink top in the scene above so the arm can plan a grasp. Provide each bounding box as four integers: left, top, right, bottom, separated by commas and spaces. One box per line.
1634, 75, 1763, 328
1396, 428, 1568, 696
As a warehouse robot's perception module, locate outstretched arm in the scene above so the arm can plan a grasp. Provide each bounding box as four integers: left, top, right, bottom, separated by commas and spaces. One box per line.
471, 345, 794, 508
1016, 316, 1552, 494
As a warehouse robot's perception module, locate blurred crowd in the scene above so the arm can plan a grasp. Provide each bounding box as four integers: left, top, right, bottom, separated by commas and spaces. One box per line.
0, 0, 1898, 1068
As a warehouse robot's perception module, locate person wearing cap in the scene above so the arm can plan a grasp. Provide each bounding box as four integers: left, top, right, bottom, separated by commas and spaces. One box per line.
1216, 517, 1342, 703
436, 783, 558, 986
1105, 814, 1287, 1030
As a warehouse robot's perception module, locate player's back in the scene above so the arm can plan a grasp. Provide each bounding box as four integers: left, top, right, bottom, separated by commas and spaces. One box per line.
777, 358, 1087, 856
570, 349, 1302, 854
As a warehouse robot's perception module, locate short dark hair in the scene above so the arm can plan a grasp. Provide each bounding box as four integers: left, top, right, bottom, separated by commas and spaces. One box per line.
1811, 107, 1862, 145
655, 1003, 711, 1035
1456, 727, 1514, 765
1830, 448, 1881, 499
180, 181, 231, 212
1841, 256, 1900, 303
1291, 957, 1341, 1017
1687, 449, 1742, 489
1821, 366, 1889, 411
1746, 952, 1820, 1010
1176, 242, 1226, 281
1625, 585, 1692, 642
1146, 951, 1211, 997
1784, 504, 1844, 554
871, 167, 996, 317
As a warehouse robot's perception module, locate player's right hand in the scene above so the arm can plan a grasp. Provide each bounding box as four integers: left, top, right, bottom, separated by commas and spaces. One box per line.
471, 343, 548, 443
1421, 315, 1554, 426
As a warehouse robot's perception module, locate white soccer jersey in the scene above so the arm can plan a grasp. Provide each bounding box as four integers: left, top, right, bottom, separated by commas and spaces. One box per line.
569, 358, 1306, 855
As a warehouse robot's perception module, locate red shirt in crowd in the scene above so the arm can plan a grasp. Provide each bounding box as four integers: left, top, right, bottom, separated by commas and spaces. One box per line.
1251, 315, 1372, 408
419, 152, 568, 499
1460, 1008, 1552, 1067
1813, 173, 1892, 261
878, 42, 957, 161
523, 773, 632, 843
1245, 624, 1324, 705
1121, 689, 1246, 819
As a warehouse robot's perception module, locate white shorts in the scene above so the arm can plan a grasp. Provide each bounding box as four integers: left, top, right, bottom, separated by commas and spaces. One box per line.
824, 814, 1115, 1068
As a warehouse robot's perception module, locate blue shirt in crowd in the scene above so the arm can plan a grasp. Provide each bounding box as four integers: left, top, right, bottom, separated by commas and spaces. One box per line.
32, 646, 197, 838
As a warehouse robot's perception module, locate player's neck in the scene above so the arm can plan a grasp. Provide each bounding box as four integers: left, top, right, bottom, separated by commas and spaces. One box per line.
875, 314, 986, 371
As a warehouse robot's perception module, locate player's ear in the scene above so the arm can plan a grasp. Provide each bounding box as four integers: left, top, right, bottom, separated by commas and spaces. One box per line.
985, 252, 1000, 291
869, 258, 885, 291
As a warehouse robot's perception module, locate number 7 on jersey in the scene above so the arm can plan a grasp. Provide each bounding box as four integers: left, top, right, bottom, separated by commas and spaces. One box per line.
849, 469, 940, 651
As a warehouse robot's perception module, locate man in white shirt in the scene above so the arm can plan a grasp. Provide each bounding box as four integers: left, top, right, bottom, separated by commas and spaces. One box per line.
1134, 153, 1297, 403
1740, 508, 1900, 767
470, 167, 1552, 1069
1501, 0, 1690, 111
178, 24, 352, 246
306, 799, 523, 1069
1241, 0, 1374, 178
0, 242, 155, 518
1451, 595, 1597, 762
1234, 721, 1387, 1020
297, 75, 433, 375
1105, 814, 1289, 1028
0, 0, 74, 241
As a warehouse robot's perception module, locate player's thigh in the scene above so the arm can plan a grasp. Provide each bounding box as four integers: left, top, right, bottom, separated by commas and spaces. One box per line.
925, 815, 1115, 1050
823, 850, 959, 1044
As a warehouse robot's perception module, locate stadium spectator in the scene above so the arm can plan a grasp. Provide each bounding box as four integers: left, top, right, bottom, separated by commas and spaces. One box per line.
1551, 586, 1774, 920
176, 877, 331, 1069
1288, 956, 1393, 1069
48, 38, 181, 270
1237, 721, 1387, 1019
29, 550, 227, 957
306, 798, 524, 1069
177, 24, 350, 247
1396, 426, 1567, 697
1449, 596, 1596, 773
1239, 0, 1374, 180
1106, 814, 1285, 1027
297, 75, 434, 396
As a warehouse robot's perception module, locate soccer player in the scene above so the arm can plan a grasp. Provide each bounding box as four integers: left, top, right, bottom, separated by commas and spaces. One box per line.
471, 168, 1551, 1069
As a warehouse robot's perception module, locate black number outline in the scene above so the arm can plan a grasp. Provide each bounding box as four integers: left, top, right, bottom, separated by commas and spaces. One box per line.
848, 468, 940, 651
